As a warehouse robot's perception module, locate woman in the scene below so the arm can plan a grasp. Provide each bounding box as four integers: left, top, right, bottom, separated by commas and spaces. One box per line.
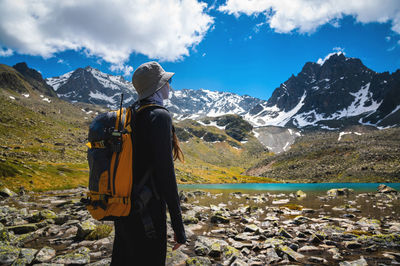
111, 61, 186, 265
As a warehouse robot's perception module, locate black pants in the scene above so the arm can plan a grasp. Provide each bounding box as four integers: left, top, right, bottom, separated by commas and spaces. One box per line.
111, 199, 167, 266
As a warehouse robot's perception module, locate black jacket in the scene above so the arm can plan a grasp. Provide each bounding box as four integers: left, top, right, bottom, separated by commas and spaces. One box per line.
111, 101, 186, 265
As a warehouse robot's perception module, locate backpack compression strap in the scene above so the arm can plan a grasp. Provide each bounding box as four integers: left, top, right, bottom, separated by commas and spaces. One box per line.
86, 104, 167, 149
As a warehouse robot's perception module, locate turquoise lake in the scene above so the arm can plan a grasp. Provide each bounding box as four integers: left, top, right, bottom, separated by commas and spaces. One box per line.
178, 182, 400, 192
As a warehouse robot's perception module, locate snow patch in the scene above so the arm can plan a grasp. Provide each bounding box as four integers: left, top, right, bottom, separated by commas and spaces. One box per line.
375, 105, 400, 125
246, 92, 306, 127
338, 131, 362, 141
253, 130, 260, 138
89, 91, 116, 104
42, 97, 51, 103
46, 71, 73, 91
22, 94, 30, 98
283, 142, 290, 151
9, 96, 15, 100
317, 51, 344, 66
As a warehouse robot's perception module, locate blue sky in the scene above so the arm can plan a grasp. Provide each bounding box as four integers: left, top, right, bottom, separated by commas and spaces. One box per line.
1, 0, 400, 100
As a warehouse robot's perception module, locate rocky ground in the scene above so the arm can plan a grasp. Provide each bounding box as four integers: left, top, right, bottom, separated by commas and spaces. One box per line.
0, 185, 400, 265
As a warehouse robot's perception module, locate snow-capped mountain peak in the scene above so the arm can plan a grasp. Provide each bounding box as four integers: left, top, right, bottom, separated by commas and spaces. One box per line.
317, 51, 345, 66
46, 55, 400, 129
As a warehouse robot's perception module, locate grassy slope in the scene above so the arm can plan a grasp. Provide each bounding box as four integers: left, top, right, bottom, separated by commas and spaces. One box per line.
0, 64, 108, 191
246, 127, 400, 183
0, 91, 94, 191
174, 119, 273, 183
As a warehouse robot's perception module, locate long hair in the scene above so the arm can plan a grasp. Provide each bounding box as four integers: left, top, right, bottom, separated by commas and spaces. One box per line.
172, 126, 184, 162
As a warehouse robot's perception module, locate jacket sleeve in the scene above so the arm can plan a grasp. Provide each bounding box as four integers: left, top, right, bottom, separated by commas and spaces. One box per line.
149, 109, 186, 244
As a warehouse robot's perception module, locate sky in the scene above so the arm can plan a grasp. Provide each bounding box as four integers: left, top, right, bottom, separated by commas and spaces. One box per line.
1, 0, 400, 100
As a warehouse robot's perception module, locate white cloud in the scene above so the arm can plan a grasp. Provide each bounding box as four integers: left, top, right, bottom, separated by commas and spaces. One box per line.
0, 47, 13, 57
57, 58, 70, 66
218, 0, 400, 34
110, 64, 134, 77
0, 0, 214, 64
254, 22, 265, 33
386, 36, 392, 41
333, 47, 345, 52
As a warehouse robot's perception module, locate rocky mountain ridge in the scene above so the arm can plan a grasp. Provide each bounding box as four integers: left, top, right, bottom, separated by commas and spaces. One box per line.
45, 53, 400, 129
246, 52, 400, 129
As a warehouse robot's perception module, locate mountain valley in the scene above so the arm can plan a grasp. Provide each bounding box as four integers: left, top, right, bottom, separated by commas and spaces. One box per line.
0, 53, 399, 191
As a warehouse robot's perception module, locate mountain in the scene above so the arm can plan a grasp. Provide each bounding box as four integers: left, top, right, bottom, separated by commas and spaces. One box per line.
246, 52, 400, 129
13, 62, 57, 97
46, 54, 400, 129
46, 66, 137, 107
45, 66, 266, 118
166, 89, 265, 119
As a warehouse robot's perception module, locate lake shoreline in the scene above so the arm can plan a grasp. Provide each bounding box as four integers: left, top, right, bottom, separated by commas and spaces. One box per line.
1, 185, 400, 265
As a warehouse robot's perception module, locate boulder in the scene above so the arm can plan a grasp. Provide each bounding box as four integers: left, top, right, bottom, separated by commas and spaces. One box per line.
7, 224, 38, 234
296, 190, 307, 198
293, 216, 310, 225
377, 184, 397, 194
298, 245, 324, 253
39, 209, 58, 220
0, 187, 17, 198
221, 245, 242, 261
186, 256, 212, 265
0, 223, 11, 242
0, 244, 20, 265
234, 232, 259, 241
339, 256, 368, 266
265, 248, 281, 264
327, 188, 354, 197
87, 258, 112, 265
11, 232, 36, 248
166, 249, 189, 265
209, 242, 223, 258
344, 241, 362, 249
182, 214, 199, 224
230, 258, 248, 266
52, 247, 90, 265
86, 224, 113, 240
356, 217, 381, 230
76, 220, 96, 240
309, 233, 324, 244
278, 228, 293, 238
34, 246, 56, 263
210, 214, 229, 224
194, 236, 228, 257
308, 256, 328, 264
277, 245, 305, 262
244, 224, 260, 233
13, 248, 37, 265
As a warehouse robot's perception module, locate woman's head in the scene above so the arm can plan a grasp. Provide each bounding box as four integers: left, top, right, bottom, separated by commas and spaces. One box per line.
132, 61, 174, 100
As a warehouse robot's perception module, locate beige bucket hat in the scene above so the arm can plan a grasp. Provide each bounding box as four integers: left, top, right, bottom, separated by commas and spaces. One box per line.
132, 61, 174, 100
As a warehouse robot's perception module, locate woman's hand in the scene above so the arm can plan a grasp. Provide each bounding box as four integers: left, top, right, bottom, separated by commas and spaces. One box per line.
172, 233, 182, 250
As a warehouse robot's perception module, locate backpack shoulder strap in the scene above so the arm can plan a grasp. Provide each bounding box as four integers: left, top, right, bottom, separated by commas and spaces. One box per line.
136, 103, 168, 113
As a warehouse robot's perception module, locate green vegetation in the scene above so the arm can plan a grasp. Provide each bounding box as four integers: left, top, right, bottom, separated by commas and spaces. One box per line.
86, 224, 113, 240
0, 65, 102, 191
174, 117, 272, 184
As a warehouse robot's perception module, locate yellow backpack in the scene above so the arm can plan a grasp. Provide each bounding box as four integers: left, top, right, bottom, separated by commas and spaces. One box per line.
84, 101, 161, 221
